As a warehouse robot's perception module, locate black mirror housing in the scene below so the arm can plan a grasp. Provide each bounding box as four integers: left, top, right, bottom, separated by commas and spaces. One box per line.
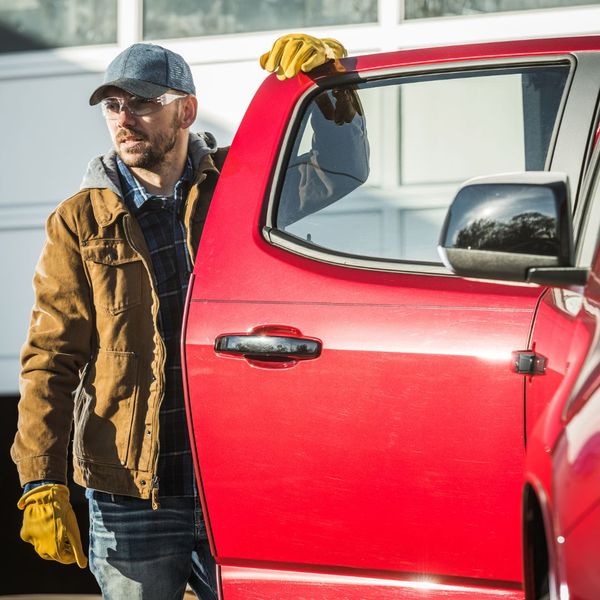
438, 172, 574, 283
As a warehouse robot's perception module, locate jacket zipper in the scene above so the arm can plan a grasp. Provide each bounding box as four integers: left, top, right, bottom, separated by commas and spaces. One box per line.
124, 214, 165, 510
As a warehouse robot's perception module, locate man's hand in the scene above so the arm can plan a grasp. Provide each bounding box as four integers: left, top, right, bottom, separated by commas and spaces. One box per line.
18, 483, 87, 568
260, 33, 347, 80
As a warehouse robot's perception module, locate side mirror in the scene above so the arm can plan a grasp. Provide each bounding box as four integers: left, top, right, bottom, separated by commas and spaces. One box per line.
438, 172, 587, 287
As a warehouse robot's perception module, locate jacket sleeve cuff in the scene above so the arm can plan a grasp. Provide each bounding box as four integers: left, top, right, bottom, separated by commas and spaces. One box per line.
23, 480, 62, 495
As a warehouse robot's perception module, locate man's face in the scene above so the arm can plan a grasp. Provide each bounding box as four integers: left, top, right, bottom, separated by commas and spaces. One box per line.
103, 89, 186, 170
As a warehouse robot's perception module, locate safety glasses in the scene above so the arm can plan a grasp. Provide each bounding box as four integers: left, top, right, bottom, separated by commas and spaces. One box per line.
101, 92, 185, 119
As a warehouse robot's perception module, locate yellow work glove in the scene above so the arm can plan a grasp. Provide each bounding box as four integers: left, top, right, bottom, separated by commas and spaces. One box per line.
18, 483, 87, 568
260, 33, 347, 80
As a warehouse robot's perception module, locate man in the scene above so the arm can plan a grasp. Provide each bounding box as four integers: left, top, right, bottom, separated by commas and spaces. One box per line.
11, 33, 361, 599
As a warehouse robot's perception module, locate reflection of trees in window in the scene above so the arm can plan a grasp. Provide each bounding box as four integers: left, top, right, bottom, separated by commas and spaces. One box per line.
143, 0, 377, 40
405, 0, 592, 19
455, 212, 559, 255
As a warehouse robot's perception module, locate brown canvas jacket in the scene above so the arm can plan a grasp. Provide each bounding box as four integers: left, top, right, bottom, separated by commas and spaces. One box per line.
11, 132, 228, 500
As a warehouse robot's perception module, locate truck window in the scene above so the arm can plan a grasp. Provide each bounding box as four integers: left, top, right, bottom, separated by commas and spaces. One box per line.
275, 63, 570, 264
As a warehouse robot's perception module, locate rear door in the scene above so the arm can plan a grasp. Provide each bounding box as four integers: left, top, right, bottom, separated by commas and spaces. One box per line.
184, 43, 600, 598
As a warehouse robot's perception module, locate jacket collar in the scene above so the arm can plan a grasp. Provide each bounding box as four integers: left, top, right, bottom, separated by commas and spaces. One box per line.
89, 188, 128, 228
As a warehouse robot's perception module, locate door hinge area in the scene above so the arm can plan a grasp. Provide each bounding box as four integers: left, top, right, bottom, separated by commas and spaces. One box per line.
512, 350, 546, 376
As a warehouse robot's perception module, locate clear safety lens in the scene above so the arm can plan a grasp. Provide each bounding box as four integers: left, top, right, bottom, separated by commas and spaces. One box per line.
101, 93, 185, 119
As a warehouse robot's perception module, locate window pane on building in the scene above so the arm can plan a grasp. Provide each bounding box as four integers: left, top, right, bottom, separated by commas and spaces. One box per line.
143, 0, 378, 40
0, 0, 117, 53
405, 0, 598, 19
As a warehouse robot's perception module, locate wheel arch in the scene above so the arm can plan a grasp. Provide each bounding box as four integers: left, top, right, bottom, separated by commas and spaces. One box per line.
522, 480, 557, 600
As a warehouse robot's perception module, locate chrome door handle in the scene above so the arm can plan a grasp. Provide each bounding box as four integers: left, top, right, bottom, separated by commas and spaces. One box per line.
215, 326, 321, 362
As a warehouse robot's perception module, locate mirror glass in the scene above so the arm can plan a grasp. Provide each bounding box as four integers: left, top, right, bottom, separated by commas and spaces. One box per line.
443, 184, 560, 256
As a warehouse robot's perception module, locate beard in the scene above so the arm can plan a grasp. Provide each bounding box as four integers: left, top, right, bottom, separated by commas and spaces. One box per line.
115, 111, 181, 170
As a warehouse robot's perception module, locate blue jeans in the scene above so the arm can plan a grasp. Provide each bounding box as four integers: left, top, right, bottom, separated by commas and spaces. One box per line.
87, 490, 217, 600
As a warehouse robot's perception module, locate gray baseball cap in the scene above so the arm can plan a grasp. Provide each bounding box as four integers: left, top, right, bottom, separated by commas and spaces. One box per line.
89, 43, 196, 105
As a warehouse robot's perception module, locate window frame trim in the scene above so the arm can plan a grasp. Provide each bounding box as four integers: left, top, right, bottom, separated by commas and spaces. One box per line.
263, 53, 576, 275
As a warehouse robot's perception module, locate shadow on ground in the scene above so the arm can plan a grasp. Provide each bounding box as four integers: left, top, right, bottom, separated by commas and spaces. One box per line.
2, 395, 100, 596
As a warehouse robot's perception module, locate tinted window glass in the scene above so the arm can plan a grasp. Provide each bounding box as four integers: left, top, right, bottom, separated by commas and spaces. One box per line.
275, 65, 570, 264
0, 0, 117, 53
143, 0, 377, 40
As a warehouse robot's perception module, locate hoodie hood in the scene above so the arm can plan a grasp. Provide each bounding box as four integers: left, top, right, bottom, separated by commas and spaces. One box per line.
80, 131, 219, 194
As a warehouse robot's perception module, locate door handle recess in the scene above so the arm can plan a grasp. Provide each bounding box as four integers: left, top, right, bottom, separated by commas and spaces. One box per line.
215, 326, 322, 363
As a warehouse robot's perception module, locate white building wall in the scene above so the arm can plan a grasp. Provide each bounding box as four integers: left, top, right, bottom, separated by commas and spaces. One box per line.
1, 2, 600, 394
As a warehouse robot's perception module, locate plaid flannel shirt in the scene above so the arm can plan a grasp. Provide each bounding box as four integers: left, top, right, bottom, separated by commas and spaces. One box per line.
117, 155, 195, 498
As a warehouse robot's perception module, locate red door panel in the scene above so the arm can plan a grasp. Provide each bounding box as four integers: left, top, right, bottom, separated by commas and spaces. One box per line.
185, 206, 540, 596
178, 40, 592, 598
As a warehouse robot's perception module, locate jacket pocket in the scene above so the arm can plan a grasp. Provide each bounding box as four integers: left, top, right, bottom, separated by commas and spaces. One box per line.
82, 239, 142, 315
73, 349, 138, 467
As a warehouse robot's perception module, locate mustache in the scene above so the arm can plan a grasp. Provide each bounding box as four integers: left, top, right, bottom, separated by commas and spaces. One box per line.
116, 128, 147, 143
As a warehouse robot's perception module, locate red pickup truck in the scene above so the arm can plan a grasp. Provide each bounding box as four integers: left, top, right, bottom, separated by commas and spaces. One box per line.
182, 35, 600, 599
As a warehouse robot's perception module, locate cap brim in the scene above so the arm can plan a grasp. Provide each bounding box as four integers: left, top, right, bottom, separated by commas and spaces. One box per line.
89, 78, 170, 105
